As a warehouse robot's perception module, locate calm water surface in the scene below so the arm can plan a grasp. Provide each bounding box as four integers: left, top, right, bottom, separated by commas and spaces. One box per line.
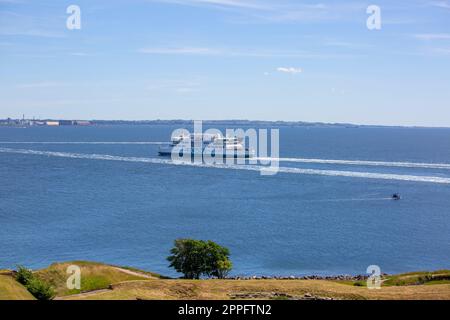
0, 125, 449, 276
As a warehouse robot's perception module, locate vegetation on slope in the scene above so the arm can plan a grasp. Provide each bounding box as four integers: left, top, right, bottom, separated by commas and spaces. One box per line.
35, 261, 161, 296
15, 266, 55, 300
2, 262, 450, 300
382, 270, 450, 286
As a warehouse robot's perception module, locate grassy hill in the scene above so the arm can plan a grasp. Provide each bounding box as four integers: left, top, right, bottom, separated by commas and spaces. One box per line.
2, 262, 449, 300
35, 261, 162, 296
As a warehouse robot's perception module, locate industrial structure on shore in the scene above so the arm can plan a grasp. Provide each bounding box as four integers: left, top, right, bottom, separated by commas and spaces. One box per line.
0, 116, 91, 127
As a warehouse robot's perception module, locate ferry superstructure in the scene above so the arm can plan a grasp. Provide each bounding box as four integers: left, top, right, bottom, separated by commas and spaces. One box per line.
158, 133, 255, 158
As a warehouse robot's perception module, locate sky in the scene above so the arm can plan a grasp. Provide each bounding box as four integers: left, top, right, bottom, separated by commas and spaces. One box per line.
0, 0, 450, 126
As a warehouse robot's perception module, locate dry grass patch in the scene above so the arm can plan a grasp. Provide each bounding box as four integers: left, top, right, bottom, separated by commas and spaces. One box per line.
0, 274, 35, 300
59, 279, 450, 301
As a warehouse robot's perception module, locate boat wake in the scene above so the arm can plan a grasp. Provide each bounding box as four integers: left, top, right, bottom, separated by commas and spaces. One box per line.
301, 197, 394, 202
257, 157, 450, 170
1, 147, 450, 184
0, 141, 165, 145
2, 142, 449, 169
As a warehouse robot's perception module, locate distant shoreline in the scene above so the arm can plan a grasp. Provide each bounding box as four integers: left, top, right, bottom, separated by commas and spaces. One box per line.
2, 119, 450, 129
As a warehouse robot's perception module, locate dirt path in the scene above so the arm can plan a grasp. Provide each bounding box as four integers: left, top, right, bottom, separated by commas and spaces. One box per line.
54, 289, 112, 300
54, 267, 157, 300
111, 267, 158, 279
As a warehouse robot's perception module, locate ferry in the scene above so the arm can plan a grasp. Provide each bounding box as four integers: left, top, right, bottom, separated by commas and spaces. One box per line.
158, 133, 255, 158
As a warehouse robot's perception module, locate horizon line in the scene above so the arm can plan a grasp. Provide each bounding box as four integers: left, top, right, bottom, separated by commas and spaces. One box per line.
2, 117, 450, 129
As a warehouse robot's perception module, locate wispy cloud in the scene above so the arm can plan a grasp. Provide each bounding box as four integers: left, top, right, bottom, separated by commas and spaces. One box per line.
138, 47, 221, 55
414, 33, 450, 40
151, 0, 270, 10
69, 52, 94, 57
0, 0, 26, 3
151, 0, 364, 23
0, 11, 66, 38
430, 1, 450, 9
16, 82, 67, 89
138, 46, 359, 59
276, 67, 302, 74
146, 79, 201, 94
430, 47, 450, 55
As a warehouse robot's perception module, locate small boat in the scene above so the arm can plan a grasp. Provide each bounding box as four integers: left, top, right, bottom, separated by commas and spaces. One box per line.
392, 193, 401, 200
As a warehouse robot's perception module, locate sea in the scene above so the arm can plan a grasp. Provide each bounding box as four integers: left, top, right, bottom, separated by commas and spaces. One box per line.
0, 124, 449, 277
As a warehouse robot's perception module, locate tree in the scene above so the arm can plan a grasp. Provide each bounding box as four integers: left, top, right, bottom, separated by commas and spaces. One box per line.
167, 239, 232, 279
203, 241, 232, 279
214, 259, 233, 279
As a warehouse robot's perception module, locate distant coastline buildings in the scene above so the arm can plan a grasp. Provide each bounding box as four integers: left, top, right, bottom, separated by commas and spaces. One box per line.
0, 117, 91, 127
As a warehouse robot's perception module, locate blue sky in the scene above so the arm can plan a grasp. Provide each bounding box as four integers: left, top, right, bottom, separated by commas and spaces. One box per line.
0, 0, 450, 126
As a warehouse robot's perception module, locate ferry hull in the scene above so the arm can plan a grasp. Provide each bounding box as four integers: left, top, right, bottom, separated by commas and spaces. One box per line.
158, 151, 254, 159
158, 149, 254, 159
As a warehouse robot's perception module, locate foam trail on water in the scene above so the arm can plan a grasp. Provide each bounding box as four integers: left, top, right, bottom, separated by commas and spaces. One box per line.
257, 157, 450, 170
1, 147, 450, 184
3, 143, 449, 169
0, 141, 164, 145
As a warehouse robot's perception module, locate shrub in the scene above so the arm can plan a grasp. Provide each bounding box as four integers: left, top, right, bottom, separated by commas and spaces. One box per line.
15, 265, 34, 286
15, 265, 55, 300
26, 278, 56, 300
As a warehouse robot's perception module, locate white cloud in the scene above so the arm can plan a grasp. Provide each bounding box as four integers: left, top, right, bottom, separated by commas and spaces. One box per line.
70, 52, 92, 57
146, 79, 201, 94
431, 47, 450, 55
430, 1, 450, 9
414, 33, 450, 40
152, 0, 269, 10
277, 67, 302, 74
150, 0, 363, 23
16, 82, 67, 89
139, 46, 357, 59
0, 11, 66, 38
139, 47, 221, 55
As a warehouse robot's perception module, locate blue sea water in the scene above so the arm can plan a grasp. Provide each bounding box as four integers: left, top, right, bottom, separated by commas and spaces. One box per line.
0, 125, 449, 277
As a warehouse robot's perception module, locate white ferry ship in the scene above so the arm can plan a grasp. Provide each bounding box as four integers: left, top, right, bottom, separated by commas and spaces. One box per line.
158, 133, 255, 158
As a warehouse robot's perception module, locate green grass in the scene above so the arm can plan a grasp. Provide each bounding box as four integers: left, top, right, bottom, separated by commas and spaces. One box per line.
383, 270, 450, 287
35, 261, 156, 296
335, 270, 450, 287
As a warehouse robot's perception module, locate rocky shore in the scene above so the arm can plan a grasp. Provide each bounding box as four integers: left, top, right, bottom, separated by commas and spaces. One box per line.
226, 274, 376, 281
229, 292, 336, 300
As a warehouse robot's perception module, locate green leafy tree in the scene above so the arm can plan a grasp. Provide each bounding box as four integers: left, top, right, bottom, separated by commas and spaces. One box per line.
202, 241, 232, 279
167, 239, 232, 279
214, 259, 233, 279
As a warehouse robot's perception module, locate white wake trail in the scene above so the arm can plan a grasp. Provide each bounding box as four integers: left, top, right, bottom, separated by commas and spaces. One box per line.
3, 143, 449, 170
1, 147, 450, 184
257, 157, 450, 170
0, 141, 164, 145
